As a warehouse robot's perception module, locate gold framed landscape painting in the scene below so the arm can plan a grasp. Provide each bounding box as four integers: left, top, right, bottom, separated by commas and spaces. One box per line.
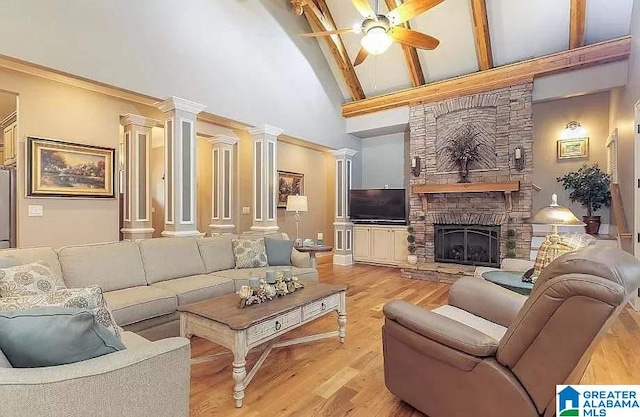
557, 137, 589, 160
27, 137, 115, 198
278, 171, 304, 208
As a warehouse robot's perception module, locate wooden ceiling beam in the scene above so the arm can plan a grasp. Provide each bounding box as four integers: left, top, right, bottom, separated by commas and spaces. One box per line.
384, 0, 426, 87
569, 0, 587, 49
341, 36, 630, 117
295, 0, 365, 101
470, 0, 493, 70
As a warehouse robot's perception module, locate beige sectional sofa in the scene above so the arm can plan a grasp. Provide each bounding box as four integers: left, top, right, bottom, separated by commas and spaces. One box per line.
0, 233, 316, 417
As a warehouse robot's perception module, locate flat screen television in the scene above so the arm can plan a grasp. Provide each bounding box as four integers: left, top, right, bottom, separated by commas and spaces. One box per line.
349, 189, 406, 224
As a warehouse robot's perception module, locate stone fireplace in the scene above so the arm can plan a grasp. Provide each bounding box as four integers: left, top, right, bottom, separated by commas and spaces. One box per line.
403, 83, 534, 282
434, 224, 500, 267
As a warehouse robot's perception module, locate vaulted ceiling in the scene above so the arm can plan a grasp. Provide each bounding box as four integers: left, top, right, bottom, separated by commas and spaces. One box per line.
293, 0, 634, 101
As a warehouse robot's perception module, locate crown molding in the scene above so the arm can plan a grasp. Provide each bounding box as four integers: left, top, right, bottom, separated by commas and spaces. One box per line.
332, 148, 357, 157
208, 134, 238, 146
155, 96, 207, 114
120, 113, 161, 128
248, 124, 285, 137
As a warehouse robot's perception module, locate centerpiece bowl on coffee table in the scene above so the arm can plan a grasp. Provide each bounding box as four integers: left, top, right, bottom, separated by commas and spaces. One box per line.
178, 282, 347, 408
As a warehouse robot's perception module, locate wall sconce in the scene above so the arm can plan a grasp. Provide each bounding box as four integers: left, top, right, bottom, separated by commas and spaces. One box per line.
411, 156, 421, 177
514, 146, 524, 171
561, 121, 587, 139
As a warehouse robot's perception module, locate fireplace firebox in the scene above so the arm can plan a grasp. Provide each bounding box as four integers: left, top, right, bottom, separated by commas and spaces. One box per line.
434, 224, 500, 267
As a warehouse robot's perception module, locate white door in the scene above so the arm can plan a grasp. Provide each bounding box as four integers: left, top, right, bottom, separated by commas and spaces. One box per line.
353, 227, 371, 261
635, 102, 640, 257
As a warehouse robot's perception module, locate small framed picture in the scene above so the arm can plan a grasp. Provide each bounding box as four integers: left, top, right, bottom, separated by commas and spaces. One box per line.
277, 171, 304, 208
27, 137, 116, 198
557, 137, 589, 160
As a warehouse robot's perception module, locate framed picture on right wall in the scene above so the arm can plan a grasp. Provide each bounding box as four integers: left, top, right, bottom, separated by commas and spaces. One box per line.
557, 137, 589, 160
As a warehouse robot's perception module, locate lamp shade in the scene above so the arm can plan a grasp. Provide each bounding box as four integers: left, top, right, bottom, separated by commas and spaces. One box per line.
531, 194, 584, 226
286, 195, 308, 212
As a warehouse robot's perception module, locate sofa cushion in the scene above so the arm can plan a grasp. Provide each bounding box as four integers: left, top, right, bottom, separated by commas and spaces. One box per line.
0, 286, 120, 338
0, 348, 11, 368
0, 256, 20, 268
58, 241, 147, 292
120, 330, 152, 349
432, 305, 508, 341
139, 237, 205, 284
0, 247, 63, 281
212, 266, 318, 291
104, 286, 177, 327
151, 274, 235, 305
264, 238, 294, 266
0, 261, 66, 297
0, 307, 125, 368
232, 238, 268, 269
196, 236, 236, 273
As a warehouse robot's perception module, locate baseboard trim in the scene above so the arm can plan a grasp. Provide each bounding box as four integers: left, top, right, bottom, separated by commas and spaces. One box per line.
333, 254, 353, 266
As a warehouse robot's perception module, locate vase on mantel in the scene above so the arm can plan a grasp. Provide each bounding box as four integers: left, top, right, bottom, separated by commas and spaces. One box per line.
458, 157, 470, 183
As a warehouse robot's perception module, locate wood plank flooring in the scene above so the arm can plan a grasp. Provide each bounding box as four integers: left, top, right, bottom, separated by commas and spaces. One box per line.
189, 263, 640, 416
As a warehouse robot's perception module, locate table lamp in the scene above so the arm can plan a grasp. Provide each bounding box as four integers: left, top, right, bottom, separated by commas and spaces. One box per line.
286, 195, 308, 239
530, 193, 585, 261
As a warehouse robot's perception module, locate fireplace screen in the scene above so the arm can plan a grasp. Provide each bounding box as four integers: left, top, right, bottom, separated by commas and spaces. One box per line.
434, 224, 500, 267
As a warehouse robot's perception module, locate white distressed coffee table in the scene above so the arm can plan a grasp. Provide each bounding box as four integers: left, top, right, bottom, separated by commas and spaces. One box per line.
178, 282, 347, 407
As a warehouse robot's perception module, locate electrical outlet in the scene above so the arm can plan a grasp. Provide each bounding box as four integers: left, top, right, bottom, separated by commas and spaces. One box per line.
242, 206, 250, 215
28, 205, 43, 217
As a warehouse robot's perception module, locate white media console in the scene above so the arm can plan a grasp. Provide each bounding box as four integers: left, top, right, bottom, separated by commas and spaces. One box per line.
353, 224, 409, 266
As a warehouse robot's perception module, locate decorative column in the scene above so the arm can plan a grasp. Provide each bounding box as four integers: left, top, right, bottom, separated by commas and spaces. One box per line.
156, 97, 207, 237
119, 114, 159, 240
248, 124, 283, 232
208, 134, 238, 235
333, 148, 357, 265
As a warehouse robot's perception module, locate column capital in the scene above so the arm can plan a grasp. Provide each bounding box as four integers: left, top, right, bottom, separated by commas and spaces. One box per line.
332, 148, 358, 157
120, 114, 161, 128
208, 134, 238, 146
155, 96, 207, 114
248, 124, 285, 137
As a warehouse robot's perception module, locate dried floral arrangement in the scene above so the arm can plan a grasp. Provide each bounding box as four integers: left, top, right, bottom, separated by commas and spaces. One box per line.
440, 124, 482, 183
237, 275, 305, 308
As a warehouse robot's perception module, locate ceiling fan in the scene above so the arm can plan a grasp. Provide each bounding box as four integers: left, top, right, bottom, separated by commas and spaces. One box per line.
301, 0, 443, 66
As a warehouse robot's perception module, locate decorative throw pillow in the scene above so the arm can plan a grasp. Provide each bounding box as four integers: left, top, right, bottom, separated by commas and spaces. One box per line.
533, 240, 575, 277
264, 238, 294, 266
0, 286, 120, 338
0, 307, 125, 368
0, 256, 21, 269
232, 238, 268, 269
0, 261, 66, 297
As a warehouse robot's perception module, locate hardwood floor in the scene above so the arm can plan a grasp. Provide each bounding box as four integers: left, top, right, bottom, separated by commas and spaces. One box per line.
189, 263, 640, 416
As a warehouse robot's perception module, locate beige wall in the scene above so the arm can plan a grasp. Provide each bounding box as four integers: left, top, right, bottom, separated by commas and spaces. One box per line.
276, 141, 334, 245
0, 68, 162, 248
533, 91, 611, 226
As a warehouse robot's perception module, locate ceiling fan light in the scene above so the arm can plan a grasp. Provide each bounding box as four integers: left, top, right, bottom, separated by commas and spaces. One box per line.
361, 27, 392, 55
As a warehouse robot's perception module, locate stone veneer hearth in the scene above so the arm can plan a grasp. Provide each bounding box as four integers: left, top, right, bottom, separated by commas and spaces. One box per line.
403, 83, 534, 282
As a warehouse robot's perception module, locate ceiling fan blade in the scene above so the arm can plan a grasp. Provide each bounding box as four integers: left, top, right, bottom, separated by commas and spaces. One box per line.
387, 0, 444, 26
351, 0, 376, 19
301, 28, 355, 38
390, 27, 440, 50
354, 47, 369, 66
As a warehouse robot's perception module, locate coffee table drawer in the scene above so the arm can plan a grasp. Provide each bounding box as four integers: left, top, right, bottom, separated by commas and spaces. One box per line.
247, 309, 301, 345
302, 293, 339, 320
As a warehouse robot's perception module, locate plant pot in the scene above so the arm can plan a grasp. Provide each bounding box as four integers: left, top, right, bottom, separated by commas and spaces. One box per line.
407, 254, 418, 264
583, 215, 601, 235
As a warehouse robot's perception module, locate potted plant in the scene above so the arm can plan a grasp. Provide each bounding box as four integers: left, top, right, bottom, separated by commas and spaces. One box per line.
440, 124, 482, 183
557, 163, 611, 234
505, 228, 517, 258
407, 225, 418, 264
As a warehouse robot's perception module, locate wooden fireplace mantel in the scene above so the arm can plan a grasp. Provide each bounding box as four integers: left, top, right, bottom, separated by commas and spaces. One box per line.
412, 181, 520, 212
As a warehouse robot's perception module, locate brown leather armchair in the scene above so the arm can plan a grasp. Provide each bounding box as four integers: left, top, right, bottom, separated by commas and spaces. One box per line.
383, 246, 640, 417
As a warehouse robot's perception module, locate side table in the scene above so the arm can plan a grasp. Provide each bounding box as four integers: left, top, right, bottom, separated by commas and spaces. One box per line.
295, 245, 333, 269
481, 270, 533, 295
